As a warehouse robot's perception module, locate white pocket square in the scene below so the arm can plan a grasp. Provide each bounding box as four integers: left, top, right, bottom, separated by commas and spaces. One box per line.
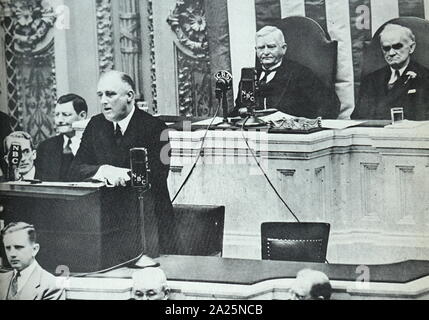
408, 89, 417, 94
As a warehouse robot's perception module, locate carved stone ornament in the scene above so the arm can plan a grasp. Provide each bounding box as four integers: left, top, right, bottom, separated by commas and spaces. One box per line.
167, 0, 213, 117
95, 0, 115, 73
167, 0, 208, 58
0, 0, 56, 54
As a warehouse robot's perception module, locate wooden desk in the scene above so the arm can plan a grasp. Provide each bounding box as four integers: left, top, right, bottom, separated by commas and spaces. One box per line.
166, 122, 429, 264
64, 255, 429, 300
0, 183, 143, 273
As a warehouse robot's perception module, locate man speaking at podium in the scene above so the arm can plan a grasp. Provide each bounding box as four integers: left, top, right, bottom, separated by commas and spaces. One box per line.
69, 70, 176, 256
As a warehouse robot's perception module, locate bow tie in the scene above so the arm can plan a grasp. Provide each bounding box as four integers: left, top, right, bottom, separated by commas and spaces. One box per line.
259, 68, 279, 84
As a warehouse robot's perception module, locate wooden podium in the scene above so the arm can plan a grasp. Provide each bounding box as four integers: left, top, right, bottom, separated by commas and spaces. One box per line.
0, 182, 144, 274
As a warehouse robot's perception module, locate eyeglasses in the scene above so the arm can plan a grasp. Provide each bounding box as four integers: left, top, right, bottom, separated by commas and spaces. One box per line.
382, 43, 404, 52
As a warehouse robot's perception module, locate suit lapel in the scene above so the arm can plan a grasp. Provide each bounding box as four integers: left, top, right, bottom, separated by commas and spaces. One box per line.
0, 272, 13, 300
51, 135, 64, 179
18, 264, 43, 300
271, 60, 294, 106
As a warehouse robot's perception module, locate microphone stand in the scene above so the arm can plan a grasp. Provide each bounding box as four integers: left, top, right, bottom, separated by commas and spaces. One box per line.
133, 183, 159, 268
129, 147, 159, 268
215, 86, 233, 128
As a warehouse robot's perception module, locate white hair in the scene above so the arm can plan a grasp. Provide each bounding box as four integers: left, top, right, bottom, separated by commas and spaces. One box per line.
256, 26, 286, 44
380, 24, 415, 44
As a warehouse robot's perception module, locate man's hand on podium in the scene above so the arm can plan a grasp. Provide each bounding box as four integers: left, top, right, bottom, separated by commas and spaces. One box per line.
93, 165, 131, 187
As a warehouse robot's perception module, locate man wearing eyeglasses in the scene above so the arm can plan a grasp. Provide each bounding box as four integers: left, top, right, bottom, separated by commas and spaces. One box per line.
352, 23, 429, 120
131, 267, 170, 300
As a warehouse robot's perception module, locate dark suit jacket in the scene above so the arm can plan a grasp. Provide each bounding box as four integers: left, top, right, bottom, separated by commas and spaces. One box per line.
0, 111, 12, 175
352, 61, 429, 120
231, 59, 340, 119
35, 134, 72, 182
0, 264, 65, 300
69, 108, 176, 255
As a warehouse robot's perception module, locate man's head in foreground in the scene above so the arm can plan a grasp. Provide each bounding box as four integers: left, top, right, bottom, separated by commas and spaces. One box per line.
1, 222, 39, 272
288, 268, 332, 300
131, 267, 170, 300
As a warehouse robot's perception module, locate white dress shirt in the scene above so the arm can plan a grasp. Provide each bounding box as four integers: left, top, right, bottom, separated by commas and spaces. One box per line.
388, 63, 409, 85
14, 259, 38, 293
114, 105, 135, 135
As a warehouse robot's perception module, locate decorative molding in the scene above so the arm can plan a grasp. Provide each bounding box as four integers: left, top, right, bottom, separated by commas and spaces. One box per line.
119, 0, 142, 99
0, 0, 56, 54
0, 0, 57, 140
147, 0, 157, 114
170, 166, 183, 174
96, 0, 115, 73
166, 0, 208, 58
167, 0, 212, 117
277, 169, 296, 177
396, 166, 416, 225
360, 163, 381, 222
315, 166, 326, 220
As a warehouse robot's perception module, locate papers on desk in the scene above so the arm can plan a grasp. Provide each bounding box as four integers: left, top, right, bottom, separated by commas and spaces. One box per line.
4, 181, 105, 188
321, 119, 365, 129
191, 111, 294, 126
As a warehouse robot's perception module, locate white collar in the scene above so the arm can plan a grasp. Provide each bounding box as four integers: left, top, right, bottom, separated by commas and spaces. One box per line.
114, 105, 135, 135
262, 60, 282, 73
21, 166, 36, 180
390, 61, 409, 77
15, 260, 38, 292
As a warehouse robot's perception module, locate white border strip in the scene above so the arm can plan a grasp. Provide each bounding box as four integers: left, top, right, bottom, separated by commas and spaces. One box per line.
227, 0, 257, 100
424, 0, 429, 19
326, 0, 356, 119
280, 0, 306, 18
370, 0, 399, 36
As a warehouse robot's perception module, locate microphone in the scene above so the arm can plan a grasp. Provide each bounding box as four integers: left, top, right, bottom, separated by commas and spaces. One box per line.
236, 68, 266, 127
7, 143, 22, 181
214, 70, 233, 93
240, 68, 256, 107
214, 70, 234, 128
129, 148, 150, 190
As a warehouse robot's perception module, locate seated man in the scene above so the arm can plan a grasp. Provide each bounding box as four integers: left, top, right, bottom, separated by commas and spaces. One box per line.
352, 23, 429, 120
3, 131, 37, 181
286, 268, 332, 300
131, 267, 170, 300
230, 26, 340, 119
0, 222, 65, 300
35, 94, 88, 181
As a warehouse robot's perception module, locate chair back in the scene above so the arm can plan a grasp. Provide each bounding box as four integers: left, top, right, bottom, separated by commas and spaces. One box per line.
172, 204, 225, 256
268, 16, 338, 89
361, 17, 429, 78
261, 222, 330, 262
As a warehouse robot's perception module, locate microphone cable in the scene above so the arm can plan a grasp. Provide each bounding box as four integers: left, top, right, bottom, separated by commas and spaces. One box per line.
240, 119, 330, 263
240, 118, 301, 223
171, 98, 222, 203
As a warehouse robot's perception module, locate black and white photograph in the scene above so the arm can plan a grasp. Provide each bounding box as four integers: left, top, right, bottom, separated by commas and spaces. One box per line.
0, 0, 429, 306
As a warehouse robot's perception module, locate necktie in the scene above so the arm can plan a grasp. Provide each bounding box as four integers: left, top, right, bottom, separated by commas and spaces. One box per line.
259, 68, 278, 85
63, 137, 72, 154
7, 271, 20, 299
114, 124, 123, 146
388, 70, 401, 90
